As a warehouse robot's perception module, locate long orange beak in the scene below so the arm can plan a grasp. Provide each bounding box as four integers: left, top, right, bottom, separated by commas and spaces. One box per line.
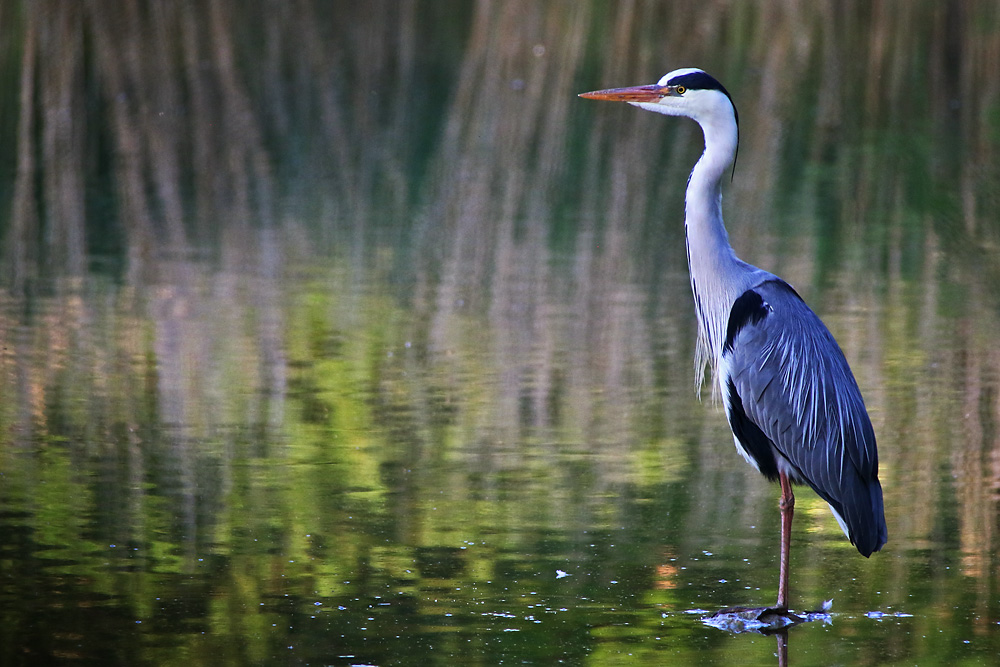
578, 84, 666, 102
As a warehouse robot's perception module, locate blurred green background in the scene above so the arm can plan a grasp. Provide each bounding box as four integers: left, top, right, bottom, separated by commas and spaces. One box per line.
1, 1, 999, 664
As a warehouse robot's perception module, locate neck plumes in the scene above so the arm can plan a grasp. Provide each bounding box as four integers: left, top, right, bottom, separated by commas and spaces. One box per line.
685, 112, 742, 390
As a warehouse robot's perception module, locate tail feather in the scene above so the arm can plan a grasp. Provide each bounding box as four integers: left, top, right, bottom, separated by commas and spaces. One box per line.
820, 473, 886, 558
842, 477, 887, 557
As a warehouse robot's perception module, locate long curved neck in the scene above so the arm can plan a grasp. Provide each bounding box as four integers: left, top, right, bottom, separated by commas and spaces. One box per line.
685, 113, 744, 385
685, 115, 738, 268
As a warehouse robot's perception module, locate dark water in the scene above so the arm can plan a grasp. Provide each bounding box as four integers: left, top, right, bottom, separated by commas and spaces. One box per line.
2, 1, 1000, 665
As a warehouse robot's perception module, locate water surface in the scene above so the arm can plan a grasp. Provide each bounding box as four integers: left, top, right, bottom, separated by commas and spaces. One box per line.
1, 1, 999, 665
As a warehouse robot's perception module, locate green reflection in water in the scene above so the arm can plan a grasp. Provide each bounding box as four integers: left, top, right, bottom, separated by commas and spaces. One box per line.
1, 1, 1000, 665
1, 252, 996, 664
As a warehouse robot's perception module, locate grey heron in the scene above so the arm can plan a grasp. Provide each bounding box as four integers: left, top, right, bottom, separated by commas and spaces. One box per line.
580, 69, 887, 610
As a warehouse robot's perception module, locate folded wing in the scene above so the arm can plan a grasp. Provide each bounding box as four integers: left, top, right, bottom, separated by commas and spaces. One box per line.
721, 279, 887, 556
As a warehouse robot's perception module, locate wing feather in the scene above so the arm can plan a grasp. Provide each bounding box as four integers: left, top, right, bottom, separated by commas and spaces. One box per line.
721, 279, 886, 556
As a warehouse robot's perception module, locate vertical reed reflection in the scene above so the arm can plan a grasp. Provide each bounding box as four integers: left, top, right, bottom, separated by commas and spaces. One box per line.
0, 2, 999, 660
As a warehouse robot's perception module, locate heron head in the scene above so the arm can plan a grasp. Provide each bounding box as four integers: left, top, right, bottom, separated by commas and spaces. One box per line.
580, 68, 739, 178
579, 68, 738, 127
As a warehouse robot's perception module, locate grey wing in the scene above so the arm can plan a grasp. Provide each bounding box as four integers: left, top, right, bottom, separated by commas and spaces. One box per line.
721, 279, 886, 556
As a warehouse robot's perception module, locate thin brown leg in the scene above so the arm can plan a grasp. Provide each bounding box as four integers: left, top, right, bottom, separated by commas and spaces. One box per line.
777, 471, 795, 609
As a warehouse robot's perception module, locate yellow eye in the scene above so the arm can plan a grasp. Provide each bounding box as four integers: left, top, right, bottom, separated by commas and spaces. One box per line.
675, 85, 686, 95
